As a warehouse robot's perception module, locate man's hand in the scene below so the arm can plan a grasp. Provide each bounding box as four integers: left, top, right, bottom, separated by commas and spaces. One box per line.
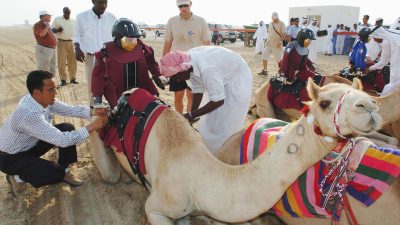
75, 47, 85, 62
364, 67, 370, 75
152, 76, 165, 90
57, 26, 64, 33
183, 112, 199, 124
86, 116, 108, 132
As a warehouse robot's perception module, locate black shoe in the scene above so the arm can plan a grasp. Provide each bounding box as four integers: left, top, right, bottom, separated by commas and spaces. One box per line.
257, 70, 268, 76
70, 79, 79, 84
60, 80, 67, 86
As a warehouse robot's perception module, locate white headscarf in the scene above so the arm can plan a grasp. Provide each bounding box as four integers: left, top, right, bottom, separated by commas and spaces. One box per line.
390, 17, 400, 30
369, 25, 400, 49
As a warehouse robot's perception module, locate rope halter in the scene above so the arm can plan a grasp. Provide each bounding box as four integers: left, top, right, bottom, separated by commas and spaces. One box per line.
333, 91, 350, 140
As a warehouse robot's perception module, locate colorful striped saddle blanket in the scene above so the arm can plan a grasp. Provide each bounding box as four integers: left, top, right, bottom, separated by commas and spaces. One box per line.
240, 118, 400, 219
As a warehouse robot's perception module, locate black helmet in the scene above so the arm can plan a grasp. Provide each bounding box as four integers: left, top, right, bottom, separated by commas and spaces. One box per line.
112, 18, 141, 39
358, 27, 371, 43
297, 28, 316, 47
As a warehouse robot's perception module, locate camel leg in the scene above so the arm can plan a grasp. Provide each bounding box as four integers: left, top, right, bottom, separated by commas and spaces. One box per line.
254, 83, 276, 118
214, 130, 243, 165
110, 146, 142, 184
176, 216, 190, 225
365, 131, 399, 146
367, 138, 399, 149
145, 194, 176, 225
89, 131, 121, 184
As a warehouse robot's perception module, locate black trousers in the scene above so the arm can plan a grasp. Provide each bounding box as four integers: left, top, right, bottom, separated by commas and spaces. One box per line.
0, 123, 78, 188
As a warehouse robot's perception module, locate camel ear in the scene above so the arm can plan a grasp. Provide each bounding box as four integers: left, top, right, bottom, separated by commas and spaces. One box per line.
352, 78, 363, 90
307, 77, 320, 100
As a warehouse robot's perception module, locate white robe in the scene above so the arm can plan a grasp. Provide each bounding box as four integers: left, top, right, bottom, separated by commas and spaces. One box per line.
369, 26, 400, 95
188, 46, 253, 152
253, 24, 267, 54
322, 27, 334, 54
336, 28, 345, 54
366, 39, 382, 61
390, 17, 400, 30
308, 24, 319, 63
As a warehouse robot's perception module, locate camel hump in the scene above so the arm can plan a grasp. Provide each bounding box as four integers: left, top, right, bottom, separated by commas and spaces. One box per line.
240, 118, 288, 164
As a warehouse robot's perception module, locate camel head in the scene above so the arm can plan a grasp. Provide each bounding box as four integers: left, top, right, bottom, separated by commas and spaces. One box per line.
306, 77, 382, 138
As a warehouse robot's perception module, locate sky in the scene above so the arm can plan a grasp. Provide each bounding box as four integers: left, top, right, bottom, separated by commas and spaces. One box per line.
0, 0, 398, 27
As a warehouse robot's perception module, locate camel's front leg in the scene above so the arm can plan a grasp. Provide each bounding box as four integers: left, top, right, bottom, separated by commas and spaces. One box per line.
145, 192, 192, 225
145, 194, 175, 225
366, 131, 399, 146
89, 131, 121, 184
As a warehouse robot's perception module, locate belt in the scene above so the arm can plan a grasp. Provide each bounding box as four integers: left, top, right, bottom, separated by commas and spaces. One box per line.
0, 150, 9, 156
86, 53, 95, 56
39, 44, 56, 49
58, 39, 72, 41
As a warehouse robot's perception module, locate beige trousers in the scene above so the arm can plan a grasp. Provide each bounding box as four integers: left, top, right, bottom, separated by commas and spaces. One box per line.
57, 40, 77, 81
35, 45, 56, 76
85, 53, 95, 104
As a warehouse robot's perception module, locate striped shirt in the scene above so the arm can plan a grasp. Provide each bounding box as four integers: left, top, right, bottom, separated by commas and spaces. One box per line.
0, 95, 91, 154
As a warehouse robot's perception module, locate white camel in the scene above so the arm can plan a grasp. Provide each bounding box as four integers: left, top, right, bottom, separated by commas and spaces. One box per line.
90, 79, 381, 224
250, 77, 399, 147
249, 75, 352, 120
215, 87, 400, 225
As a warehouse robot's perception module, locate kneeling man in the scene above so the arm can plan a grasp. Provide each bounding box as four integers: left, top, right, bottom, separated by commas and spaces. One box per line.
0, 70, 107, 196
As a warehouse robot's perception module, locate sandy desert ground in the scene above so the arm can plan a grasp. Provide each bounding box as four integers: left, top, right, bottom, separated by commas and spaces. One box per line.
0, 26, 349, 225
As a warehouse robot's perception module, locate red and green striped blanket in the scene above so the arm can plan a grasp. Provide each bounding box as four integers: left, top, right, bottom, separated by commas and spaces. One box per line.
240, 118, 400, 218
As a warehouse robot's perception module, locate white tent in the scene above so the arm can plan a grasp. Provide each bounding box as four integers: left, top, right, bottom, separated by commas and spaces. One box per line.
289, 5, 360, 52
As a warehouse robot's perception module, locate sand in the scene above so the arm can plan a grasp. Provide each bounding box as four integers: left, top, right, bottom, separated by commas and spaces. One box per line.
0, 26, 348, 225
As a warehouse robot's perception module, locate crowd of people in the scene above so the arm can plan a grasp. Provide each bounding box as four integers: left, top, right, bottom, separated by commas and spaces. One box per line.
0, 0, 399, 199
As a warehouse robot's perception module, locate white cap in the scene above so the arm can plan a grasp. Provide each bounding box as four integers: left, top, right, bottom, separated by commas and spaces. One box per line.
312, 18, 317, 21
39, 10, 51, 16
176, 0, 190, 7
272, 12, 279, 19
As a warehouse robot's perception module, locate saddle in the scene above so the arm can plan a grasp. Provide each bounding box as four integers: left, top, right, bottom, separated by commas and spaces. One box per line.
240, 119, 400, 222
269, 73, 324, 108
339, 66, 390, 93
106, 88, 168, 190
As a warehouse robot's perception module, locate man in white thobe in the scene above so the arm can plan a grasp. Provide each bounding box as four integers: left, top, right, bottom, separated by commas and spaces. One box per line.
307, 18, 319, 63
253, 21, 267, 54
159, 46, 253, 152
368, 26, 400, 95
322, 25, 334, 55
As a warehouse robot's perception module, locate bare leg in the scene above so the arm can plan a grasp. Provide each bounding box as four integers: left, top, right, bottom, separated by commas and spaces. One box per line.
262, 60, 268, 72
174, 90, 185, 114
186, 89, 193, 113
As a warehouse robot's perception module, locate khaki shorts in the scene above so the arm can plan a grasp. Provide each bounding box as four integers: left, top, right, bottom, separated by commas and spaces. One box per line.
261, 45, 283, 63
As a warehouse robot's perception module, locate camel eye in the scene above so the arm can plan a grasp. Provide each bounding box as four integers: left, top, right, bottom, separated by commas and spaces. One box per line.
319, 100, 331, 110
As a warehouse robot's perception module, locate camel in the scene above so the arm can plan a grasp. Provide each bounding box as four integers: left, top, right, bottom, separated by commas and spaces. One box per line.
215, 86, 400, 225
372, 89, 400, 143
250, 76, 400, 147
216, 130, 400, 225
89, 79, 381, 224
249, 75, 352, 120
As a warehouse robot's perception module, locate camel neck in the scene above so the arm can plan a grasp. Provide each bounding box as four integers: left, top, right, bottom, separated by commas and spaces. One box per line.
193, 116, 337, 221
375, 90, 400, 124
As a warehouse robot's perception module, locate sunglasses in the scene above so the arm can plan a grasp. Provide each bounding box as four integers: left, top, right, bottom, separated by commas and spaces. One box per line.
178, 4, 189, 8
